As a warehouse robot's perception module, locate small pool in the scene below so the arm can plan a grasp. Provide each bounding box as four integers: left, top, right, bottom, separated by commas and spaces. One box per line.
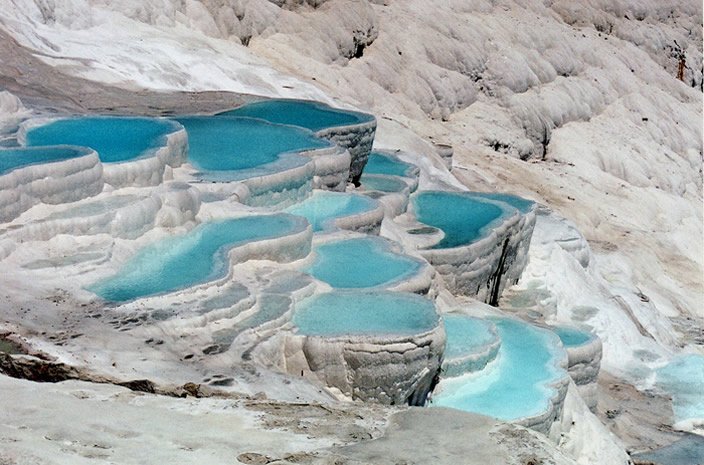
442, 315, 500, 377
432, 318, 567, 421
655, 354, 704, 428
306, 237, 422, 289
24, 117, 180, 163
0, 146, 93, 175
360, 174, 408, 193
293, 291, 439, 337
218, 99, 373, 132
88, 214, 308, 302
552, 326, 594, 347
467, 191, 535, 214
286, 191, 378, 232
175, 116, 329, 179
363, 151, 417, 178
413, 191, 511, 248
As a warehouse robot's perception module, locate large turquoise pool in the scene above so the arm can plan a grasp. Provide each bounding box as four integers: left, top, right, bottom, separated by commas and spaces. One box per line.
89, 214, 308, 302
217, 99, 373, 132
363, 151, 417, 178
293, 291, 439, 337
24, 117, 180, 163
175, 116, 329, 178
432, 318, 567, 421
360, 174, 408, 193
286, 191, 378, 232
413, 191, 510, 248
0, 146, 92, 175
306, 237, 422, 289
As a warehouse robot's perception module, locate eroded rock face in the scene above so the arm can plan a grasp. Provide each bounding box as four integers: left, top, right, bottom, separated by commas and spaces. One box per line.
315, 117, 376, 185
284, 326, 445, 406
564, 334, 603, 412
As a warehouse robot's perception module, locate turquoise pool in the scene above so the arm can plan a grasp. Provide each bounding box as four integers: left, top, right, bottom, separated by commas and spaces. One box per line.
286, 191, 378, 232
432, 318, 567, 421
24, 117, 180, 163
363, 151, 417, 178
217, 99, 373, 132
89, 214, 308, 302
467, 192, 535, 214
293, 291, 439, 337
553, 326, 594, 347
175, 116, 328, 178
0, 146, 92, 175
306, 237, 421, 289
413, 191, 510, 248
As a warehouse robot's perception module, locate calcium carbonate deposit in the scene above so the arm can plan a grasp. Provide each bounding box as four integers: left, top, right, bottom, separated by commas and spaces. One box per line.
0, 1, 701, 464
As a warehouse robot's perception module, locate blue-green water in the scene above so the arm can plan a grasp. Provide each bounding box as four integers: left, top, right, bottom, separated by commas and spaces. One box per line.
218, 99, 373, 132
413, 191, 510, 248
361, 174, 408, 193
364, 152, 416, 177
553, 326, 593, 347
443, 315, 497, 359
467, 191, 535, 214
88, 214, 307, 302
0, 146, 91, 175
632, 434, 704, 465
656, 354, 704, 426
307, 237, 421, 288
175, 116, 328, 175
286, 191, 378, 232
293, 291, 439, 337
432, 318, 567, 420
25, 117, 179, 163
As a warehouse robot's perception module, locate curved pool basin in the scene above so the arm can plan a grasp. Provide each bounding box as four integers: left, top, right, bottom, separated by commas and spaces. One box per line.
306, 237, 422, 289
413, 191, 512, 248
175, 116, 329, 178
443, 315, 498, 357
656, 354, 704, 428
286, 191, 379, 232
218, 99, 373, 132
24, 117, 181, 163
363, 151, 417, 178
360, 174, 409, 193
293, 291, 439, 337
0, 146, 93, 175
432, 318, 567, 422
88, 214, 308, 302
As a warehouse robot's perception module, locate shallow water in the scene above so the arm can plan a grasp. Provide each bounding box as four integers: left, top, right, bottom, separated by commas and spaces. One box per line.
293, 291, 438, 337
218, 99, 372, 132
176, 116, 328, 175
306, 237, 421, 288
89, 214, 307, 302
443, 315, 497, 359
363, 151, 416, 177
286, 191, 377, 232
553, 326, 593, 347
360, 174, 408, 193
413, 191, 508, 248
0, 146, 91, 174
467, 191, 534, 213
25, 117, 178, 163
656, 354, 704, 427
432, 318, 566, 420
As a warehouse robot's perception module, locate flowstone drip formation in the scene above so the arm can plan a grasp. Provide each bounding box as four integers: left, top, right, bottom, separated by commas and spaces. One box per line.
0, 97, 601, 434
